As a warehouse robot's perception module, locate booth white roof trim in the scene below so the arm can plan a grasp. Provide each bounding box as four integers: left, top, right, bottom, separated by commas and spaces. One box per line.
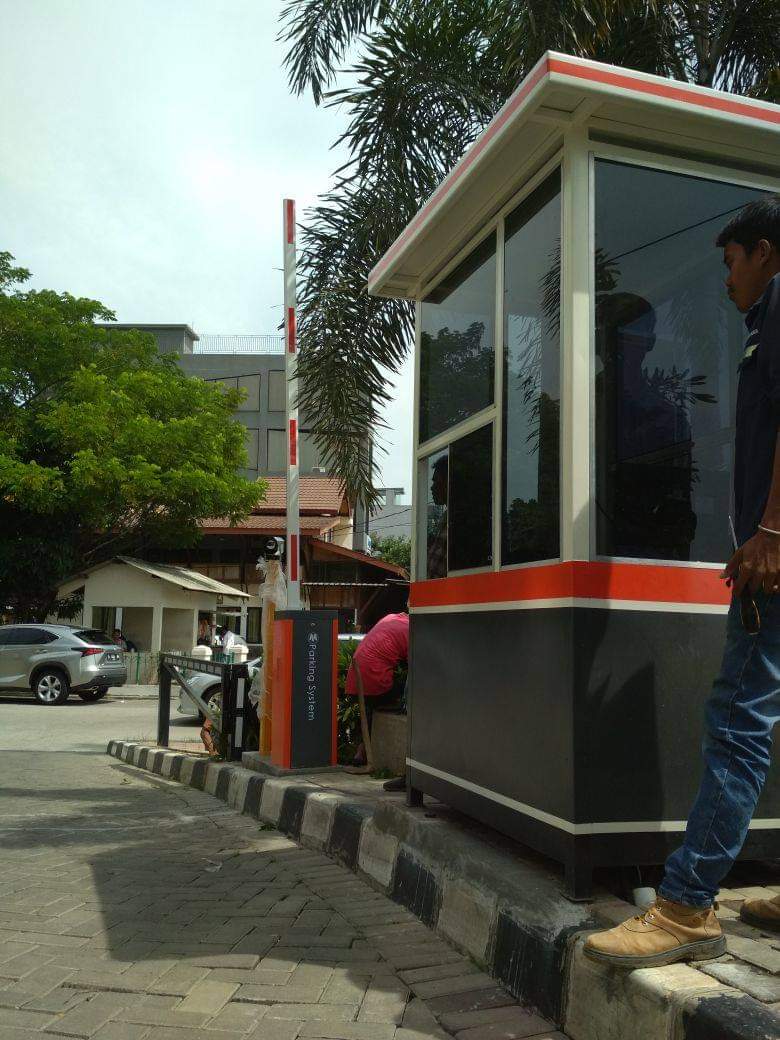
368, 51, 780, 301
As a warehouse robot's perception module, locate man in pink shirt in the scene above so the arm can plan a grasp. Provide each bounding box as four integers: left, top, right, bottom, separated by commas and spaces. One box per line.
346, 612, 409, 768
346, 612, 409, 698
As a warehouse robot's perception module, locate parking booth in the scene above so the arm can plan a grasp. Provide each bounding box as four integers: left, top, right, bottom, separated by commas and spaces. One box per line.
367, 52, 780, 898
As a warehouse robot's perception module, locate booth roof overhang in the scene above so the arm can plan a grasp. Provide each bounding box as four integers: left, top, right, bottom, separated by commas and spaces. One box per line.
367, 51, 780, 302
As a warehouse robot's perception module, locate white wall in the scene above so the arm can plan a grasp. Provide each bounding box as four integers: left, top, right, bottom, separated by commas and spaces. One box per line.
122, 607, 154, 652
161, 608, 197, 652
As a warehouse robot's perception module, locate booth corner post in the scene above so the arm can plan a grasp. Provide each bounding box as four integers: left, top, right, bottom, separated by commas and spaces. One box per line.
283, 197, 301, 610
367, 53, 780, 901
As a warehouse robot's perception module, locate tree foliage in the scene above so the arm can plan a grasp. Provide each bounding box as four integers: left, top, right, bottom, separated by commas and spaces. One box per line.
0, 252, 264, 620
371, 534, 411, 572
280, 0, 779, 504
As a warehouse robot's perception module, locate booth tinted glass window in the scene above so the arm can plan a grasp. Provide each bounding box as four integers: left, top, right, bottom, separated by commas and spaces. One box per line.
450, 424, 493, 571
418, 425, 493, 578
419, 450, 449, 580
595, 161, 766, 563
420, 233, 496, 443
502, 170, 561, 565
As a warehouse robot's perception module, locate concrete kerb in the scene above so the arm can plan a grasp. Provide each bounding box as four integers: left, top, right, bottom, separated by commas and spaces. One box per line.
105, 741, 779, 1040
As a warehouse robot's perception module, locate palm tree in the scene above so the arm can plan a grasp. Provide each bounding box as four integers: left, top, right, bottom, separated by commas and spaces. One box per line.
280, 0, 779, 506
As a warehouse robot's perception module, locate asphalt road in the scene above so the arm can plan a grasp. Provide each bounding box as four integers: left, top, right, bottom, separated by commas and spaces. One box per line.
0, 687, 542, 1039
0, 690, 197, 753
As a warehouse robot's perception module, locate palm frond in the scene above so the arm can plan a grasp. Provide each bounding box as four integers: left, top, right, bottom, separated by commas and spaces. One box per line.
281, 0, 780, 501
279, 0, 399, 103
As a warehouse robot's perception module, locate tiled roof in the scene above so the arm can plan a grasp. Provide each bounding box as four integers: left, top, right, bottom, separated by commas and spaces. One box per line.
200, 515, 338, 536
309, 539, 408, 577
116, 557, 250, 597
259, 477, 349, 516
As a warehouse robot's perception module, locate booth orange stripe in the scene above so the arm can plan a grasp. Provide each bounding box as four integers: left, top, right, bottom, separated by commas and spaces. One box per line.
369, 57, 779, 290
410, 562, 731, 609
549, 57, 780, 126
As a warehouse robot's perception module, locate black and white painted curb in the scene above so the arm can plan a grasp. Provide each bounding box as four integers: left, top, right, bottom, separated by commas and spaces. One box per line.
107, 742, 780, 1040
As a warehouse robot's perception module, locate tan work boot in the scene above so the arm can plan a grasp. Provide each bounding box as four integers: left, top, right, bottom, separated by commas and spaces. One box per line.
740, 893, 780, 932
584, 897, 726, 968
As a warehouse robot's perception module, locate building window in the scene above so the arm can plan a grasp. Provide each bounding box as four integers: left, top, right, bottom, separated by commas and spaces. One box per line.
418, 424, 493, 579
300, 431, 323, 472
245, 428, 259, 473
594, 160, 766, 563
502, 169, 561, 566
236, 373, 260, 411
247, 608, 261, 643
268, 369, 286, 412
419, 450, 448, 580
267, 429, 323, 473
267, 429, 286, 472
419, 232, 496, 443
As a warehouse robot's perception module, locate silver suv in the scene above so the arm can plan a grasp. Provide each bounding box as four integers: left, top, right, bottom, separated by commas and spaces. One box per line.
0, 624, 127, 705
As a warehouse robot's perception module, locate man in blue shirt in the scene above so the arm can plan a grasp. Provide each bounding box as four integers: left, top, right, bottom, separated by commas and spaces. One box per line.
587, 196, 780, 968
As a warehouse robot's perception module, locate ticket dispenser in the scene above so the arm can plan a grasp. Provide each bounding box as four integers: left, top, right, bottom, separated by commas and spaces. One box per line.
271, 609, 338, 770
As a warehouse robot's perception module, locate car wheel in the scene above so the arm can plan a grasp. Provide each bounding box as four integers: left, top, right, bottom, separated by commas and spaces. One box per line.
33, 669, 70, 705
77, 687, 109, 703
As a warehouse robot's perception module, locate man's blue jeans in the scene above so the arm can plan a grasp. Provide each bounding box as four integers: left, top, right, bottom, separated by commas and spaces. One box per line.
660, 593, 780, 908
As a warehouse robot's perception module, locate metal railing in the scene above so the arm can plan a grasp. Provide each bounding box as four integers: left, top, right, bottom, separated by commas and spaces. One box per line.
157, 653, 252, 761
194, 334, 284, 355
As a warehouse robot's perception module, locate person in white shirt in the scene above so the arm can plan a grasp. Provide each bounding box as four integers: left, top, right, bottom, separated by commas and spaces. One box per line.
215, 625, 247, 656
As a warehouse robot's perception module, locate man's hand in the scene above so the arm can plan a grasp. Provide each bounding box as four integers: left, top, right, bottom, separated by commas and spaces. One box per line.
722, 529, 780, 595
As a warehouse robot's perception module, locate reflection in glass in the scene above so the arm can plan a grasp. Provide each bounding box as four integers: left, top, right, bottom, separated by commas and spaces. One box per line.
595, 161, 766, 562
450, 424, 493, 572
418, 425, 493, 579
502, 171, 561, 565
419, 450, 449, 580
420, 234, 496, 443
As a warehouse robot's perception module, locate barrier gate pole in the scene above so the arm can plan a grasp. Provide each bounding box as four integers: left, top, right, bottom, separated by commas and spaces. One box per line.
283, 198, 301, 610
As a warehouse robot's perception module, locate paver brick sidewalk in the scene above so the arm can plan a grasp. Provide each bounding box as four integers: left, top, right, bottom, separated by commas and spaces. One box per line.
0, 753, 562, 1040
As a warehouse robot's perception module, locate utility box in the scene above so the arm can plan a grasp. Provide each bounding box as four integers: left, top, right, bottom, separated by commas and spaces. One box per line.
368, 52, 780, 898
271, 610, 338, 770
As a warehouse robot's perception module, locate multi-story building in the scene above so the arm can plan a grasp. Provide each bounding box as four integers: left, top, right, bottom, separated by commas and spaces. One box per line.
101, 325, 327, 482
99, 324, 400, 634
369, 487, 412, 544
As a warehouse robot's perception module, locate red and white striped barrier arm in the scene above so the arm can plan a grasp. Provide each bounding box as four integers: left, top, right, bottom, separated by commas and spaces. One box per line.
283, 198, 301, 608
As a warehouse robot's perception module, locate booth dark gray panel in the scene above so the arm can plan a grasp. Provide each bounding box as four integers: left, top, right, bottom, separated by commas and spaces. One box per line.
572, 608, 780, 825
410, 604, 780, 896
410, 609, 576, 823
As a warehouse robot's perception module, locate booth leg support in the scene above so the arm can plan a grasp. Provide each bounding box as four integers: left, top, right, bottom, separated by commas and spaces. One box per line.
406, 776, 424, 808
565, 842, 593, 902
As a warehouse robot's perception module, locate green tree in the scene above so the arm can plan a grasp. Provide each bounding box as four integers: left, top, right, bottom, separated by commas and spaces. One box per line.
0, 252, 264, 620
371, 534, 411, 572
280, 0, 779, 504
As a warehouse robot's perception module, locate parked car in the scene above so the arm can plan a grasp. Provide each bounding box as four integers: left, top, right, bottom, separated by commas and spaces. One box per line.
176, 635, 364, 720
0, 624, 127, 705
176, 657, 261, 720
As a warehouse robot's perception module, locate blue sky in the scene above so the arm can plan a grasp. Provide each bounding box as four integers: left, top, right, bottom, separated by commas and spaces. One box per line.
0, 0, 413, 495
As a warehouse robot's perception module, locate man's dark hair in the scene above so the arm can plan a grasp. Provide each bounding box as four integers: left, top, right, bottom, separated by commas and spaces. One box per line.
716, 195, 780, 253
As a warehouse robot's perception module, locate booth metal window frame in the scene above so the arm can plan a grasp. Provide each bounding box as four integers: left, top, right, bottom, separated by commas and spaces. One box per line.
587, 140, 780, 571
411, 134, 780, 582
413, 150, 567, 581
